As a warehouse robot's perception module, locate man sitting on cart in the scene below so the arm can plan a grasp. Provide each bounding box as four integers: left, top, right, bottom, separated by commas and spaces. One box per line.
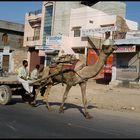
31, 64, 40, 80
17, 60, 34, 97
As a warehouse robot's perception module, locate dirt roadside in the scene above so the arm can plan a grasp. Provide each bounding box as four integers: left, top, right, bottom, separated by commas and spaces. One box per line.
37, 80, 140, 113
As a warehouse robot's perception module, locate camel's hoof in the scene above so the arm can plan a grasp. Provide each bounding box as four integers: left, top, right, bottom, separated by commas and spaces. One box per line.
48, 108, 53, 112
85, 113, 93, 119
59, 108, 64, 113
29, 102, 37, 107
46, 106, 53, 112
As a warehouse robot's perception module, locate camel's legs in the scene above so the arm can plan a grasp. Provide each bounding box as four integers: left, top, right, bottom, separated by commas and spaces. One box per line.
29, 88, 40, 106
59, 85, 72, 113
79, 82, 93, 119
43, 84, 53, 111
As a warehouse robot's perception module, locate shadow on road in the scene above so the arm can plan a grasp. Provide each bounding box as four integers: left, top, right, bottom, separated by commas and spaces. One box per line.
6, 97, 24, 105
36, 100, 97, 117
6, 98, 97, 117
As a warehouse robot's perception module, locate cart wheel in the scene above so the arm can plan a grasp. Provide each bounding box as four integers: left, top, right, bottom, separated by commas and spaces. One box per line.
0, 85, 12, 105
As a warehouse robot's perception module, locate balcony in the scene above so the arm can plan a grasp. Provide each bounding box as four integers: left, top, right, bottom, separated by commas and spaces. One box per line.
27, 36, 40, 41
25, 36, 42, 47
27, 9, 42, 28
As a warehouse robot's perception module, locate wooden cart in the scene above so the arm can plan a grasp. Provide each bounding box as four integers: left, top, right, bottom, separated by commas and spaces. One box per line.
0, 75, 40, 105
0, 68, 75, 105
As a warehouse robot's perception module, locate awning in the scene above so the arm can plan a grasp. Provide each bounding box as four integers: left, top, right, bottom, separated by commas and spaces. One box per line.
115, 38, 140, 45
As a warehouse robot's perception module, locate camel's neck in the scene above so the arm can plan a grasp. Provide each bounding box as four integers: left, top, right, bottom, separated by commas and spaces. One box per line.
77, 52, 108, 80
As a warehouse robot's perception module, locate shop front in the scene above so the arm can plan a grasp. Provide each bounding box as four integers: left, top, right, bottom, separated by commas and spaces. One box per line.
113, 45, 140, 82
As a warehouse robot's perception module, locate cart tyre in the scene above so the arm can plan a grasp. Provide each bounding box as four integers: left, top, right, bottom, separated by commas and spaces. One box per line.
0, 85, 12, 105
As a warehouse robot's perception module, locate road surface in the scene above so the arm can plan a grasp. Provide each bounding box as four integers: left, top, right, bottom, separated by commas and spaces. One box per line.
0, 96, 140, 138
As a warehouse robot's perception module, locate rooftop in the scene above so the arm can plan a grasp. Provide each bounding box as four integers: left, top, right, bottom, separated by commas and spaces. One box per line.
0, 20, 24, 32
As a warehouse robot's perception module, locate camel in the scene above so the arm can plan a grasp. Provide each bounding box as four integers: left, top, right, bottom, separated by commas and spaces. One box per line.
32, 39, 117, 119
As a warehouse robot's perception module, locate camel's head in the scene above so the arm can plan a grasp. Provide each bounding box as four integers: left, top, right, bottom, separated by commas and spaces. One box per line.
102, 39, 117, 55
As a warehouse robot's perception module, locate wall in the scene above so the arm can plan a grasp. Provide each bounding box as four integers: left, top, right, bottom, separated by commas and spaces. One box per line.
23, 13, 42, 47
69, 6, 112, 34
0, 31, 23, 49
125, 19, 138, 30
69, 6, 116, 49
0, 20, 24, 49
92, 1, 126, 18
12, 48, 28, 74
52, 1, 83, 36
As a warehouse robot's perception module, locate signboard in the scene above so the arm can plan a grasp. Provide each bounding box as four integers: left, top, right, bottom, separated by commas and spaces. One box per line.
46, 35, 62, 50
46, 35, 62, 46
35, 45, 52, 50
81, 26, 117, 37
36, 35, 62, 50
114, 45, 136, 53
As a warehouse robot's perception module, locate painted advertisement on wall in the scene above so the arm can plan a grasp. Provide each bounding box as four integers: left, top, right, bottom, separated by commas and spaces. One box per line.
87, 48, 113, 80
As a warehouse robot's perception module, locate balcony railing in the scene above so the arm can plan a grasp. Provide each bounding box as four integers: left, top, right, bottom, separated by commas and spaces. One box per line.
28, 9, 42, 16
27, 36, 40, 41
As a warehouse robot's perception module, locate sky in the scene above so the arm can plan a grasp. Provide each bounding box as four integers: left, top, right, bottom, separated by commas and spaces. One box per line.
0, 1, 42, 23
0, 1, 140, 28
126, 1, 140, 29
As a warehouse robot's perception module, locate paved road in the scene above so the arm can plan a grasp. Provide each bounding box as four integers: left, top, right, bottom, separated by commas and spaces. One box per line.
0, 96, 140, 138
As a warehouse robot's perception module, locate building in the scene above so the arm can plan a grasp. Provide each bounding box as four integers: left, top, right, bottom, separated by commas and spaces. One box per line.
68, 6, 138, 81
111, 38, 140, 83
23, 1, 126, 71
0, 20, 26, 73
24, 1, 85, 71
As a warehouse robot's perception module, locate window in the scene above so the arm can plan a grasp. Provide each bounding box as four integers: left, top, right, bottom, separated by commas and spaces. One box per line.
18, 38, 23, 46
89, 20, 93, 24
100, 24, 114, 27
100, 24, 114, 39
34, 27, 40, 40
105, 32, 110, 39
44, 26, 51, 36
40, 56, 45, 65
72, 27, 81, 37
74, 30, 81, 37
2, 33, 9, 46
43, 5, 53, 45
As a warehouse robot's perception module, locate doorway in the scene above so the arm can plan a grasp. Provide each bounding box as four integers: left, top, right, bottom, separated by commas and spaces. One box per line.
2, 55, 9, 72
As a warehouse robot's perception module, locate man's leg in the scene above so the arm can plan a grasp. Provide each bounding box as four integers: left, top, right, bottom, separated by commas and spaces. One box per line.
28, 80, 33, 93
18, 78, 34, 97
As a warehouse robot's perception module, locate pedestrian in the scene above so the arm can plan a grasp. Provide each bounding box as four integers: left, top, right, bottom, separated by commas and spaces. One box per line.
31, 64, 40, 80
17, 60, 34, 97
